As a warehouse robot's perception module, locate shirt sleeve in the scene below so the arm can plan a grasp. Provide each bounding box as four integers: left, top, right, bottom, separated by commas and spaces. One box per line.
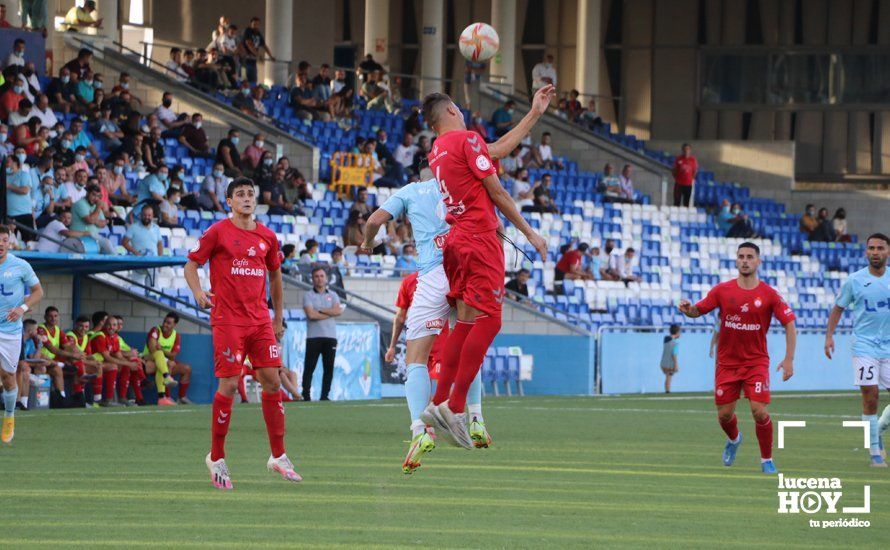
187, 222, 218, 266
380, 189, 406, 219
124, 224, 136, 241
835, 278, 854, 308
264, 232, 281, 271
772, 290, 796, 325
695, 285, 720, 315
302, 292, 311, 309
20, 260, 39, 287
395, 280, 411, 309
172, 333, 181, 354
463, 132, 496, 180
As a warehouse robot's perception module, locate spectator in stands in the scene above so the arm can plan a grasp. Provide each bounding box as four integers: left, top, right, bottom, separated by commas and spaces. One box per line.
599, 162, 621, 195
393, 134, 417, 173
180, 49, 197, 80
242, 16, 275, 84
104, 158, 135, 206
46, 67, 75, 113
122, 204, 162, 256
232, 80, 253, 114
95, 104, 123, 149
260, 166, 297, 216
565, 90, 583, 121
395, 244, 418, 273
8, 97, 32, 128
349, 187, 373, 217
499, 146, 523, 177
300, 239, 319, 265
600, 239, 621, 281
242, 133, 266, 174
5, 155, 36, 240
70, 146, 90, 175
71, 184, 115, 254
13, 116, 41, 159
411, 135, 431, 176
799, 204, 818, 236
135, 165, 169, 213
63, 1, 101, 30
832, 208, 851, 242
155, 91, 188, 138
36, 210, 89, 253
288, 72, 319, 121
0, 124, 11, 156
491, 100, 516, 137
343, 210, 369, 249
163, 48, 189, 82
618, 248, 641, 284
216, 128, 242, 177
216, 24, 241, 77
0, 4, 12, 28
361, 70, 391, 112
512, 168, 536, 209
672, 143, 697, 207
556, 243, 593, 285
534, 173, 553, 202
358, 53, 384, 80
247, 85, 268, 118
531, 54, 557, 94
505, 269, 531, 300
177, 112, 211, 158
469, 112, 489, 140
3, 38, 25, 72
198, 162, 229, 212
580, 99, 604, 130
65, 168, 89, 204
142, 126, 165, 172
810, 207, 837, 242
0, 75, 26, 121
63, 48, 93, 80
281, 244, 297, 274
158, 186, 182, 229
69, 117, 99, 160
74, 69, 96, 111
27, 94, 56, 131
330, 246, 347, 272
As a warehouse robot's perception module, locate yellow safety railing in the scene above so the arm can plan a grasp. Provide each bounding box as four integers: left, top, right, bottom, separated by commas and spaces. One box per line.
330, 152, 374, 198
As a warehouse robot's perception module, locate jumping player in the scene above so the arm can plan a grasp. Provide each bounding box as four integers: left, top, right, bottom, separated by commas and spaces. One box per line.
418, 91, 548, 448
185, 176, 300, 489
825, 233, 890, 467
679, 242, 796, 474
0, 225, 43, 443
142, 312, 193, 405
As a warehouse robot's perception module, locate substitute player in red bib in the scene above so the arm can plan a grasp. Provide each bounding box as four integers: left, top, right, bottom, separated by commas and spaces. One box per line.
419, 92, 548, 448
185, 177, 300, 489
679, 242, 796, 474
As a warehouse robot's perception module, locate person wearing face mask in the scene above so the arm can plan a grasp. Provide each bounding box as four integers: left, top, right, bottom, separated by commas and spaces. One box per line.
4, 39, 25, 71
123, 205, 162, 260
12, 116, 41, 160
491, 100, 517, 138
154, 91, 188, 138
799, 203, 818, 237
74, 69, 96, 112
179, 113, 212, 158
255, 151, 276, 185
215, 128, 243, 177
0, 76, 26, 121
71, 184, 116, 254
0, 124, 12, 156
47, 67, 76, 113
395, 244, 419, 274
71, 146, 90, 174
469, 112, 489, 141
393, 134, 417, 172
531, 54, 557, 94
105, 159, 135, 206
142, 127, 165, 171
718, 202, 757, 239
95, 105, 123, 149
243, 133, 266, 174
198, 162, 230, 212
158, 187, 183, 229
133, 166, 169, 221
5, 155, 38, 242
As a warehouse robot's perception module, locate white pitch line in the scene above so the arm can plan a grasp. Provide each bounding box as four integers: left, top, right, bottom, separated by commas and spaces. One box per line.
14, 408, 200, 420
483, 405, 861, 420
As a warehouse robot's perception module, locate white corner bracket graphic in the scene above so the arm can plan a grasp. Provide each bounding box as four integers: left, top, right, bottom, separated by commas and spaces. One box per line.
842, 420, 871, 450
778, 420, 806, 449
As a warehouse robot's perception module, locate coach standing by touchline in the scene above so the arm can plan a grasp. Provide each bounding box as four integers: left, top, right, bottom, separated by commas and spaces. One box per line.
301, 267, 343, 401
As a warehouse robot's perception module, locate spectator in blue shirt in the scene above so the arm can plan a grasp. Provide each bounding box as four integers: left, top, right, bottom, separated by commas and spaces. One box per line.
135, 165, 169, 216
75, 69, 95, 107
122, 204, 163, 256
394, 243, 418, 273
35, 176, 61, 228
716, 199, 734, 234
491, 100, 516, 137
69, 118, 99, 159
5, 155, 37, 241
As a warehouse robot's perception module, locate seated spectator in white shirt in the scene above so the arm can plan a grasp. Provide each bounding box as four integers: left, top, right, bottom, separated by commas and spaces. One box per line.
618, 247, 641, 284
599, 239, 622, 281
36, 210, 91, 253
164, 48, 189, 82
65, 169, 90, 204
511, 168, 536, 208
7, 98, 32, 127
527, 132, 563, 170
393, 134, 417, 171
616, 164, 635, 203
4, 39, 26, 71
29, 94, 58, 129
155, 91, 188, 137
500, 147, 523, 177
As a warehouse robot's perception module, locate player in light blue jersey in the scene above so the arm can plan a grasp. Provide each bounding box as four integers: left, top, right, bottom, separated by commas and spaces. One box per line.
825, 233, 890, 467
0, 225, 44, 444
363, 84, 556, 471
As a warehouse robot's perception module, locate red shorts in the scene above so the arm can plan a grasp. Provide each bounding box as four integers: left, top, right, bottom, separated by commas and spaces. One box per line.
212, 323, 281, 378
442, 228, 505, 317
714, 365, 771, 405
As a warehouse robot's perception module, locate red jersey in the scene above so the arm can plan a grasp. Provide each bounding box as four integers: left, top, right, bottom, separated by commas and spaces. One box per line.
428, 130, 498, 232
188, 218, 282, 327
556, 250, 583, 273
89, 329, 119, 356
673, 155, 698, 186
696, 280, 795, 369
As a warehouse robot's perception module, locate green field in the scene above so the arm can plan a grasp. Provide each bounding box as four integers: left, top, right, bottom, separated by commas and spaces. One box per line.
2, 394, 888, 548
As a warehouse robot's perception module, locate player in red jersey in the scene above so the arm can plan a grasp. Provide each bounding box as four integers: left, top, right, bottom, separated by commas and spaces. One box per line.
418, 92, 548, 449
679, 242, 797, 474
185, 177, 300, 489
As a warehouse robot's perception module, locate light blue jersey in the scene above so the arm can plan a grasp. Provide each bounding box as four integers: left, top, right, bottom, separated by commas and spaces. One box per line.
0, 253, 40, 335
836, 267, 890, 359
380, 179, 449, 276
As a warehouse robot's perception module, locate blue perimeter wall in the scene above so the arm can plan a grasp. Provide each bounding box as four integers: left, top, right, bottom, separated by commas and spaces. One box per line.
601, 331, 854, 394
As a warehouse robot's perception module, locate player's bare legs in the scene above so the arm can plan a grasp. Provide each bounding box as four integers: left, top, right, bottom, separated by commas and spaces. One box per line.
717, 401, 742, 467
278, 369, 300, 400
860, 385, 886, 466
254, 366, 301, 482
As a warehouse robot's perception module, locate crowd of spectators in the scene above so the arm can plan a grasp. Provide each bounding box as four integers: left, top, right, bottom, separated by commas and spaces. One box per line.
799, 204, 852, 243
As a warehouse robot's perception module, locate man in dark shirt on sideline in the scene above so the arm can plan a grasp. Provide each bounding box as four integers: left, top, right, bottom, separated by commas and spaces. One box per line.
505, 269, 531, 300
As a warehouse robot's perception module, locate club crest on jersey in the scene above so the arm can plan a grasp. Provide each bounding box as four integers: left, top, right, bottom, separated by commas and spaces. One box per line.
259, 242, 267, 251
475, 155, 491, 171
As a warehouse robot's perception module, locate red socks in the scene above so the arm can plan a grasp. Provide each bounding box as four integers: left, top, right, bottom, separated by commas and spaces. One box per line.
179, 381, 190, 400
117, 368, 130, 400
131, 368, 145, 401
211, 392, 234, 461
719, 414, 739, 441
92, 373, 103, 400
73, 362, 84, 393
755, 415, 773, 460
433, 320, 474, 405
261, 391, 286, 458
449, 315, 501, 413
103, 369, 118, 401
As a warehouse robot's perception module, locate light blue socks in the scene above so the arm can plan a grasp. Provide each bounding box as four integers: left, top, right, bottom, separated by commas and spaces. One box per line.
2, 387, 17, 418
467, 370, 483, 421
405, 363, 431, 436
863, 414, 880, 456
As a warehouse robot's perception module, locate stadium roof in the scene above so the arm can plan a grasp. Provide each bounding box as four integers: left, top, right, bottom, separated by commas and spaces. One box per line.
17, 252, 187, 275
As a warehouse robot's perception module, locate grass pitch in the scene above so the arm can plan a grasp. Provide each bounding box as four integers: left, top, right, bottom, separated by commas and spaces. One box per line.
2, 394, 888, 548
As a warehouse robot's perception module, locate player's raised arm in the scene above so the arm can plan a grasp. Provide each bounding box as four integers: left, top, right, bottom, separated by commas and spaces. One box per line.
480, 174, 547, 258
362, 208, 393, 252
487, 84, 556, 160
824, 305, 844, 359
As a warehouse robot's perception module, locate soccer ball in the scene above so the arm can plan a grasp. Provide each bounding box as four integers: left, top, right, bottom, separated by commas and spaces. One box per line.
459, 22, 500, 62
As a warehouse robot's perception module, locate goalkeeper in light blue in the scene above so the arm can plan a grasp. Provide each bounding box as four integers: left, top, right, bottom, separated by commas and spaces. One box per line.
825, 233, 890, 468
